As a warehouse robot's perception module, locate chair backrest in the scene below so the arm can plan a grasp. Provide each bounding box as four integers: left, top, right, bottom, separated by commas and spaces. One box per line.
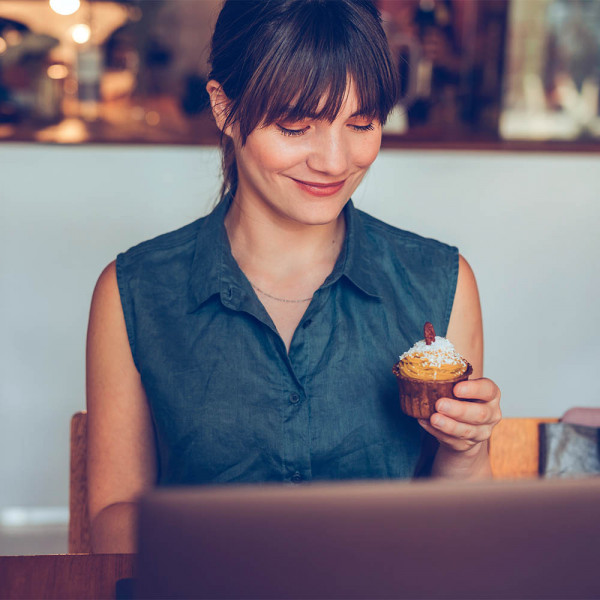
67, 412, 559, 553
69, 411, 91, 553
561, 407, 600, 427
489, 417, 559, 478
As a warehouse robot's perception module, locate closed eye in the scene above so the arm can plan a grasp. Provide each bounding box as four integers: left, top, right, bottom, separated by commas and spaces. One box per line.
349, 123, 375, 132
276, 124, 310, 137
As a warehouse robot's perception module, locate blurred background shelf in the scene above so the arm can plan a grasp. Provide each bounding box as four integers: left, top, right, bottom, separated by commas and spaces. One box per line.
0, 0, 599, 150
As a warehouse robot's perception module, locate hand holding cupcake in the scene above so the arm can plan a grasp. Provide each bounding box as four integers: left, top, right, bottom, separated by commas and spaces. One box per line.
393, 320, 502, 476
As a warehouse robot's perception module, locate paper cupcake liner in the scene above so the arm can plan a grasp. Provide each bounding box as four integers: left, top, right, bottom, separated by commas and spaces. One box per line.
392, 363, 473, 419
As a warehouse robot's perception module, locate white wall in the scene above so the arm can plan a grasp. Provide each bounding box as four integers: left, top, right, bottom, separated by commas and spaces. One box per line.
1, 143, 599, 509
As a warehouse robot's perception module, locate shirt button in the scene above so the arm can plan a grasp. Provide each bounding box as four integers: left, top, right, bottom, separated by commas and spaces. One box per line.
289, 393, 300, 404
302, 319, 312, 329
291, 472, 302, 483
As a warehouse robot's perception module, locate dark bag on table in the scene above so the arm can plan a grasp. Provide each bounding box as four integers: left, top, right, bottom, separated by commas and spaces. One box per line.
539, 422, 600, 478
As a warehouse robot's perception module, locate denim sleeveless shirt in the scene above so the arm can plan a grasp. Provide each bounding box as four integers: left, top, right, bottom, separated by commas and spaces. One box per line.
116, 198, 458, 485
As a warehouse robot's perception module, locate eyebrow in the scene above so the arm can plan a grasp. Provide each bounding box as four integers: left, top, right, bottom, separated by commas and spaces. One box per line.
277, 108, 374, 119
349, 109, 373, 118
269, 101, 376, 123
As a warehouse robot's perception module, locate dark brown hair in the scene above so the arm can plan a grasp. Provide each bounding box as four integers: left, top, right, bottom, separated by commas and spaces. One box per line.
209, 0, 399, 200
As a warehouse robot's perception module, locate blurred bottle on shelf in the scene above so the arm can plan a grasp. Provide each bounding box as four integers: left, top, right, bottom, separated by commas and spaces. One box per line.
34, 62, 64, 123
380, 0, 506, 139
77, 43, 102, 121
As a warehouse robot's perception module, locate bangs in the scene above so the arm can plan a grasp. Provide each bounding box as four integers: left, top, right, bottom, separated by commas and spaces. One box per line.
229, 0, 398, 141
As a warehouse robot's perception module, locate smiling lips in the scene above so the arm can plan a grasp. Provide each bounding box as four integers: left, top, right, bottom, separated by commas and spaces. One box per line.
292, 178, 346, 197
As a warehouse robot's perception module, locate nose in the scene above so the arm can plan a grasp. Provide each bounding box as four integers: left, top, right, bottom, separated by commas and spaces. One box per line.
306, 127, 349, 177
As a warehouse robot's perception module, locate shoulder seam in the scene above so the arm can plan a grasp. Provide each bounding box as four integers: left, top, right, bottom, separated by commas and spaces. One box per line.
121, 218, 204, 261
356, 208, 456, 250
115, 254, 140, 372
442, 249, 460, 337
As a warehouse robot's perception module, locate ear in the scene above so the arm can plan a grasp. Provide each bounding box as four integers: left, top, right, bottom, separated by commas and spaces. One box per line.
206, 80, 233, 136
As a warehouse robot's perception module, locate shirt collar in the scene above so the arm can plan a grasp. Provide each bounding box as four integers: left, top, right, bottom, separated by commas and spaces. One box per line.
328, 199, 382, 299
187, 197, 382, 312
187, 195, 245, 312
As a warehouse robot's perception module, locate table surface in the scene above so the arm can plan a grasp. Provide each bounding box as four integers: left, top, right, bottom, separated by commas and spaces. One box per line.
0, 553, 135, 600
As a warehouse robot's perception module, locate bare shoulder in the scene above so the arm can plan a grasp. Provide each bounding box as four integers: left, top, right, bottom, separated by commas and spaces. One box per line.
89, 261, 119, 317
86, 260, 156, 531
446, 255, 483, 377
94, 259, 118, 294
87, 260, 130, 368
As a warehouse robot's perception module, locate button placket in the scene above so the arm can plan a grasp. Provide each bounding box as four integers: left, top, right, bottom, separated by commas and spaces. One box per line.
289, 392, 300, 404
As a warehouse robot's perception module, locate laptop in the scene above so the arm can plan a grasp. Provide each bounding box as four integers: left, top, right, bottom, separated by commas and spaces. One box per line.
135, 477, 600, 599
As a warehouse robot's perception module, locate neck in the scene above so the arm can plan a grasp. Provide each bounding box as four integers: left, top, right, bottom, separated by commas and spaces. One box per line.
224, 194, 346, 284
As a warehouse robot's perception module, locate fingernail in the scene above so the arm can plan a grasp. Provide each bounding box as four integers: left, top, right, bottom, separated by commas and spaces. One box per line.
455, 382, 468, 395
432, 415, 445, 427
437, 400, 448, 412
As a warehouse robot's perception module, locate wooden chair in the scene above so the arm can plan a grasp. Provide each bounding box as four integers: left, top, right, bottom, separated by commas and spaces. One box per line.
68, 411, 559, 554
488, 417, 558, 478
69, 411, 91, 553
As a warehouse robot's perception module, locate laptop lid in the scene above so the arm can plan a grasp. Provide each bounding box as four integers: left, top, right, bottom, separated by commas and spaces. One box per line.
136, 477, 600, 599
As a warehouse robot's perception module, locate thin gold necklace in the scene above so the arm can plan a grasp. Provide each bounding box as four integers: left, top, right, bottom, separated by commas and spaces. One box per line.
251, 282, 313, 303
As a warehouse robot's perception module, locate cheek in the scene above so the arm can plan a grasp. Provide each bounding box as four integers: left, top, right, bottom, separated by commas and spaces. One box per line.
352, 135, 381, 169
243, 135, 306, 175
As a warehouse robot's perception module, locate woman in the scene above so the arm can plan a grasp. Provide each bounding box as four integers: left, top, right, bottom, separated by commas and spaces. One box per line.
86, 0, 501, 553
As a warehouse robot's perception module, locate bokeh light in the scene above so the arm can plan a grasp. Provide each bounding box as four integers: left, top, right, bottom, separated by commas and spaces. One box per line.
47, 64, 69, 80
145, 111, 161, 126
4, 29, 22, 46
70, 24, 91, 45
49, 0, 81, 16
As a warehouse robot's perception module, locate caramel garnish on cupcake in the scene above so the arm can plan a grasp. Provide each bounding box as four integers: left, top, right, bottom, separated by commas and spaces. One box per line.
397, 322, 468, 381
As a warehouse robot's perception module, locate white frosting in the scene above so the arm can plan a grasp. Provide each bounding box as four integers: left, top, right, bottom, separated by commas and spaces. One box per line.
398, 336, 466, 368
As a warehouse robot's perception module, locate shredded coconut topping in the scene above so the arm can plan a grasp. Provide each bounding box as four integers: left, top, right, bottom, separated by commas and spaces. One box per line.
399, 336, 466, 368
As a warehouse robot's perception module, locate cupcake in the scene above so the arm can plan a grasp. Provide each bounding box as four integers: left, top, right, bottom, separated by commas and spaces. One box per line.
392, 322, 472, 419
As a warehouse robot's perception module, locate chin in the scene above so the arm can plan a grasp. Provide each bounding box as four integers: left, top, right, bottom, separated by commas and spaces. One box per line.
286, 197, 349, 227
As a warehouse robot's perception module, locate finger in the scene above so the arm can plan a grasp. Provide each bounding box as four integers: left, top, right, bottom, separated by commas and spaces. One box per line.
417, 418, 480, 452
436, 397, 497, 426
453, 377, 500, 402
417, 418, 442, 439
429, 412, 492, 443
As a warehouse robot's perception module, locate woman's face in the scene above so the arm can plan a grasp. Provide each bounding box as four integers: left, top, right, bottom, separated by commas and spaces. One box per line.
230, 82, 382, 228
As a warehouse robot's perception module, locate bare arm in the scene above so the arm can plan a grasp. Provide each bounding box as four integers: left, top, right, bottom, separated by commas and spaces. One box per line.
420, 255, 501, 479
86, 261, 157, 553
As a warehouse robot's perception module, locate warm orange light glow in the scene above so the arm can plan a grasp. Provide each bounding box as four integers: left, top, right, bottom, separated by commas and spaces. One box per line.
131, 106, 145, 121
145, 111, 161, 126
4, 30, 22, 46
0, 38, 7, 55
49, 0, 81, 16
64, 79, 78, 94
70, 23, 91, 44
47, 64, 69, 80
